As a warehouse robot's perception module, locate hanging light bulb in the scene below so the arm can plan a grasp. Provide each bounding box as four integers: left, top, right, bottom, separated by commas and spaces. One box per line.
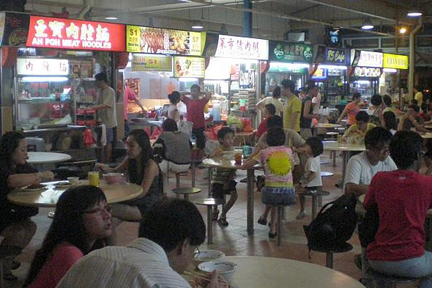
361, 19, 374, 30
407, 7, 422, 17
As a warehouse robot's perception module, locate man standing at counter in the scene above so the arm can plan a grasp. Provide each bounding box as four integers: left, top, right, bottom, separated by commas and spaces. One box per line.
93, 72, 117, 163
181, 85, 211, 153
282, 79, 301, 133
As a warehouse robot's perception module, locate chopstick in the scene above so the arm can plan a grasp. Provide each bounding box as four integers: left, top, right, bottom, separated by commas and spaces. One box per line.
183, 270, 231, 287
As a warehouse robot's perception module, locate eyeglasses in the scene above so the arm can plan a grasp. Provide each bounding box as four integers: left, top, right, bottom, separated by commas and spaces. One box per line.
83, 205, 112, 215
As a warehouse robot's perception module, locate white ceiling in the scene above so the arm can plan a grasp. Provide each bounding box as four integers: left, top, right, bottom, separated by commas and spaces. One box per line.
24, 0, 428, 40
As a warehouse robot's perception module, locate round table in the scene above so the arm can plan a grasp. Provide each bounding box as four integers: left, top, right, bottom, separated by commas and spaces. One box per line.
323, 141, 365, 183
221, 256, 366, 288
7, 180, 143, 208
202, 157, 260, 235
27, 152, 71, 164
420, 132, 432, 139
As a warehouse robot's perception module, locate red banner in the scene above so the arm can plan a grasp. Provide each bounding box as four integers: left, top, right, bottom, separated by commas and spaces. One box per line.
26, 16, 125, 52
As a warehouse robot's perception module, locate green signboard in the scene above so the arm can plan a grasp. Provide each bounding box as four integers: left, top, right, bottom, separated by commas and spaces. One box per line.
269, 41, 313, 63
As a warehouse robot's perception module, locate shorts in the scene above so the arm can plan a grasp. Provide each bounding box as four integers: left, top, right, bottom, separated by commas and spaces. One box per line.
261, 186, 296, 206
106, 127, 114, 143
192, 127, 206, 149
211, 180, 237, 200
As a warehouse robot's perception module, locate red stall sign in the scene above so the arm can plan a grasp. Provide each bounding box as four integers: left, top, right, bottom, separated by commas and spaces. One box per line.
26, 16, 125, 52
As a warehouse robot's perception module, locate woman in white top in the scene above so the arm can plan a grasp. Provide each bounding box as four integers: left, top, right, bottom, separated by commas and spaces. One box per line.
256, 86, 284, 116
167, 91, 181, 122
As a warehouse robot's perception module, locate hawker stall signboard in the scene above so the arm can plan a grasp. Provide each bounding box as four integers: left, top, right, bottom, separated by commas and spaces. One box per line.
351, 50, 383, 68
215, 35, 269, 60
126, 25, 206, 56
383, 53, 408, 70
26, 16, 126, 51
173, 56, 205, 78
354, 67, 382, 78
17, 58, 69, 76
269, 41, 313, 63
132, 54, 173, 72
324, 48, 350, 65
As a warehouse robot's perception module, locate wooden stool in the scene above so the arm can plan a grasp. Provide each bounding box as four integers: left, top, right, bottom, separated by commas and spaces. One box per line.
172, 187, 201, 201
193, 198, 225, 244
362, 267, 422, 288
0, 245, 21, 287
298, 190, 330, 220
308, 242, 353, 269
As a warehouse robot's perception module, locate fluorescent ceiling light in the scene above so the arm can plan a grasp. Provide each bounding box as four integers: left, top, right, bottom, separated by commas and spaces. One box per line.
105, 17, 118, 20
383, 68, 397, 73
272, 62, 310, 69
407, 8, 422, 17
399, 27, 407, 34
22, 76, 69, 82
319, 65, 347, 70
191, 21, 203, 30
179, 77, 198, 82
361, 19, 374, 30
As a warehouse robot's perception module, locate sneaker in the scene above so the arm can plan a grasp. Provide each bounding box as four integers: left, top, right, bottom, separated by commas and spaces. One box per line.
296, 211, 307, 220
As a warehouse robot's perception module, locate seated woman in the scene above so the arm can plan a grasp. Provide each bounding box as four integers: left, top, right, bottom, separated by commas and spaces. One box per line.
364, 131, 432, 287
381, 111, 397, 135
23, 185, 112, 288
0, 131, 54, 280
154, 119, 191, 195
97, 129, 163, 243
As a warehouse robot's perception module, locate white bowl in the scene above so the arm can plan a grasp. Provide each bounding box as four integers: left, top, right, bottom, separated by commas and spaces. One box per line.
193, 250, 225, 267
67, 177, 79, 185
103, 173, 124, 184
198, 261, 237, 282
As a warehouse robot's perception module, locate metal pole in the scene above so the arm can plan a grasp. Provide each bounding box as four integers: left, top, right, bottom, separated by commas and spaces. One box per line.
244, 0, 252, 37
408, 18, 423, 100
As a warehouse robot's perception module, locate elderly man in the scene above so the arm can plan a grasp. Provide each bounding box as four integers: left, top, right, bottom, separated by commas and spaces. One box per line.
56, 199, 227, 288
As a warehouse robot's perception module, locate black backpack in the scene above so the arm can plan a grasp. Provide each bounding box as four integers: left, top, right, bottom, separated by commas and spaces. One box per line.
304, 194, 358, 250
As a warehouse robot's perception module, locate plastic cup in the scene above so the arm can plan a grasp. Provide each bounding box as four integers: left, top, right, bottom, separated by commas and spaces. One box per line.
88, 172, 100, 187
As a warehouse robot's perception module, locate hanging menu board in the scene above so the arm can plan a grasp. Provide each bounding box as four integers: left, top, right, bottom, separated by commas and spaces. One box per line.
351, 50, 383, 68
132, 54, 173, 72
173, 56, 205, 78
126, 25, 206, 56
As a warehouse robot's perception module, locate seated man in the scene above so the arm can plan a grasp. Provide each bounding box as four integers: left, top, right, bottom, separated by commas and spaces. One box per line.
344, 127, 397, 198
56, 199, 226, 288
398, 104, 427, 132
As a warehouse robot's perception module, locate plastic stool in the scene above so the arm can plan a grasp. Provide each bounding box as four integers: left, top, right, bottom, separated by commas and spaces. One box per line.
298, 190, 330, 220
363, 267, 422, 288
308, 241, 353, 269
193, 198, 225, 244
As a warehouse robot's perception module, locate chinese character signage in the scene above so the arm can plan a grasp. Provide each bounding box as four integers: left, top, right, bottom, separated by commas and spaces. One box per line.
354, 67, 382, 78
383, 53, 408, 70
173, 56, 205, 78
352, 50, 383, 68
26, 16, 125, 51
215, 35, 269, 60
126, 25, 206, 56
132, 55, 173, 72
17, 58, 69, 75
0, 12, 30, 47
269, 41, 313, 63
324, 48, 349, 65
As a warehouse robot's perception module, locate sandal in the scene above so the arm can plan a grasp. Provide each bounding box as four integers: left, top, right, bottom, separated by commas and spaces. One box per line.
257, 217, 267, 226
212, 209, 219, 221
217, 218, 229, 227
9, 259, 20, 270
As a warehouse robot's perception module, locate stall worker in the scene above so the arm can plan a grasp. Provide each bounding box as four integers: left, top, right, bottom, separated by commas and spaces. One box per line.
337, 92, 362, 127
282, 79, 301, 133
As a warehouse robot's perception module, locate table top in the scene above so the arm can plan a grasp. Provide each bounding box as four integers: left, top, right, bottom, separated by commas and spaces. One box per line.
323, 141, 366, 152
221, 256, 366, 288
27, 152, 72, 164
316, 123, 343, 129
7, 180, 143, 208
202, 157, 260, 170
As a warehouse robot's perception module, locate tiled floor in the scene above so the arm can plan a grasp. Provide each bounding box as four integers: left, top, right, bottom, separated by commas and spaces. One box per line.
5, 152, 365, 288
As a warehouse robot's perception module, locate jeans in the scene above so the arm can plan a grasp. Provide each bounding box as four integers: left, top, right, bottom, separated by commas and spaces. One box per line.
369, 252, 432, 288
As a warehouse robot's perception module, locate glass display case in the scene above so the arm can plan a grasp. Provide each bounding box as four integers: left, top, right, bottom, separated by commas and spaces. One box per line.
14, 57, 97, 129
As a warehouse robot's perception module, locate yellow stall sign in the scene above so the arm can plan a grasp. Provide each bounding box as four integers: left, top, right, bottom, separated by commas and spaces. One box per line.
132, 54, 173, 72
383, 54, 408, 70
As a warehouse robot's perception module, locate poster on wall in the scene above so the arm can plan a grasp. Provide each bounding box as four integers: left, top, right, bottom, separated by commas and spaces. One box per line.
173, 56, 205, 78
127, 25, 206, 56
0, 12, 30, 46
26, 16, 126, 51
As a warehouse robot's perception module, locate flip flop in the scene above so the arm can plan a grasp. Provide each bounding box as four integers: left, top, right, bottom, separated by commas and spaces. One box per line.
217, 218, 229, 226
257, 217, 267, 226
212, 209, 219, 221
10, 260, 20, 270
3, 271, 17, 281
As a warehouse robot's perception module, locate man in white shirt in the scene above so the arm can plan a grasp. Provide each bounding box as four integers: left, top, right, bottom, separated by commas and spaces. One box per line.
93, 72, 117, 163
57, 199, 227, 288
344, 127, 397, 197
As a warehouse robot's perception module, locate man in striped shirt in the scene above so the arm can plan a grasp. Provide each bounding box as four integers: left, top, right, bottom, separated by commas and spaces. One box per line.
56, 199, 227, 288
